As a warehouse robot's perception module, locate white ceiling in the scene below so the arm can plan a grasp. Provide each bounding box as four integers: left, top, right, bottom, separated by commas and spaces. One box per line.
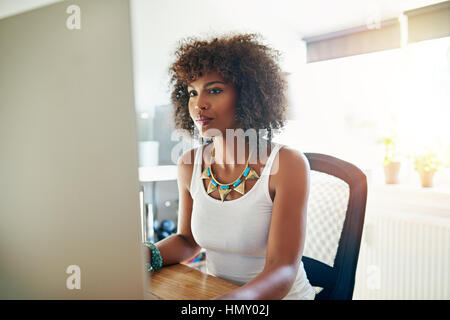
0, 0, 445, 36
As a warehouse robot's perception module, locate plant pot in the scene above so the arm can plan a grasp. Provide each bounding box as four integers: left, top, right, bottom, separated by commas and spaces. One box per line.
383, 161, 401, 184
417, 169, 435, 188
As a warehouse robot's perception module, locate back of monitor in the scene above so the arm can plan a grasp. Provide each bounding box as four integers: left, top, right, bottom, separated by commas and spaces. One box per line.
0, 0, 147, 299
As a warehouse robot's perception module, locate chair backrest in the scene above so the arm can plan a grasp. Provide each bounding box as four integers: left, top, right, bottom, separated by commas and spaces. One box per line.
302, 153, 368, 300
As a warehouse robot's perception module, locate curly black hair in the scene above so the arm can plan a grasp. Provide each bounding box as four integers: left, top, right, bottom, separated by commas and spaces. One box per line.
168, 33, 288, 151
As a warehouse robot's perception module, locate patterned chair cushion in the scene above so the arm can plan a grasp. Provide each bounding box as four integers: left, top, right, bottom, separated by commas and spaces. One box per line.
303, 170, 350, 294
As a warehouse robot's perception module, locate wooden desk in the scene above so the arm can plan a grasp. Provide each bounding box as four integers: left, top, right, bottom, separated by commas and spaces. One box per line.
147, 263, 239, 300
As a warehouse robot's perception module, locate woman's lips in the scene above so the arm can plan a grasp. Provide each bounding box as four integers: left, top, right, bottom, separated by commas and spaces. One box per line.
197, 118, 213, 125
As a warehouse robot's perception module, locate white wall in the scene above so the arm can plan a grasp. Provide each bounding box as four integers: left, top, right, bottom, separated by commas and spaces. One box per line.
129, 0, 450, 183
277, 36, 450, 180
129, 0, 318, 113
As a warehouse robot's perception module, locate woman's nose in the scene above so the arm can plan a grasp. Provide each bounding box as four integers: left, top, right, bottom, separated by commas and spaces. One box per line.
196, 93, 210, 110
196, 104, 208, 110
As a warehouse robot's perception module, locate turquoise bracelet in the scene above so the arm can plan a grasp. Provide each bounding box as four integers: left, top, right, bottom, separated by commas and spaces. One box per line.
144, 241, 163, 272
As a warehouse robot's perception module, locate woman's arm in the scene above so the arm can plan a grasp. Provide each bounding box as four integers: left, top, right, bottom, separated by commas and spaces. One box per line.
148, 149, 201, 267
213, 148, 310, 299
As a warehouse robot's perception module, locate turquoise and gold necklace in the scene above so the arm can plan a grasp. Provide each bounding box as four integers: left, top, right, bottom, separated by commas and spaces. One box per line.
201, 145, 260, 202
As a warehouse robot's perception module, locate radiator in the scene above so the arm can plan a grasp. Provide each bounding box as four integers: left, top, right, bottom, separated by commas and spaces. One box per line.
353, 184, 450, 300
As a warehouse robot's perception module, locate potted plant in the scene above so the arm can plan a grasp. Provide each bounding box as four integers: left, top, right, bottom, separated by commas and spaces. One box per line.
378, 136, 401, 184
413, 149, 442, 188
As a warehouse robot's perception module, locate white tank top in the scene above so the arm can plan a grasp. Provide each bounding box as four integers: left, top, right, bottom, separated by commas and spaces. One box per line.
189, 141, 315, 300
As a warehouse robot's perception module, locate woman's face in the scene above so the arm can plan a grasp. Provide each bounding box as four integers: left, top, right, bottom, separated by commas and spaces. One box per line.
187, 70, 240, 138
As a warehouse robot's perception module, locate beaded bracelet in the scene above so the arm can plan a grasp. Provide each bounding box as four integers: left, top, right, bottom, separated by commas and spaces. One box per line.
144, 241, 163, 272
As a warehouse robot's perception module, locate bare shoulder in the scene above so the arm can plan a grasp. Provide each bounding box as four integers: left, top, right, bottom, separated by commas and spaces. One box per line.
280, 146, 309, 169
177, 146, 198, 192
273, 146, 310, 188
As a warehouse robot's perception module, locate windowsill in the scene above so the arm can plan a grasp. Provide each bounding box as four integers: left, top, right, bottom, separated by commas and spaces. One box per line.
366, 181, 450, 220
365, 164, 450, 194
369, 180, 450, 195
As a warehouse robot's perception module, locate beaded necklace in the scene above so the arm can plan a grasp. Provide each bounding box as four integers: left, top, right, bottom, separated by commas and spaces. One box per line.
201, 144, 260, 202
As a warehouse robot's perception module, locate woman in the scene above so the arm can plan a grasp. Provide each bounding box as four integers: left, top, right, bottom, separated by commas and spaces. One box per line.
145, 33, 315, 300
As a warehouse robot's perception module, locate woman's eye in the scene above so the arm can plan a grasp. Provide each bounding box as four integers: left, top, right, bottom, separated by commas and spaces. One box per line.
209, 88, 223, 94
188, 91, 197, 97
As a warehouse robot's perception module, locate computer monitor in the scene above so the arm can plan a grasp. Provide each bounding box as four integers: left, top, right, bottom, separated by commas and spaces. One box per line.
0, 0, 149, 299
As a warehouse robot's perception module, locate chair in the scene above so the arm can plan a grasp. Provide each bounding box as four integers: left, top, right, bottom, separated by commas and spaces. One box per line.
301, 153, 368, 300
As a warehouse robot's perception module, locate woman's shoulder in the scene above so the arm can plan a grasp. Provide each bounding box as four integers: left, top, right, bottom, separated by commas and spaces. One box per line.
177, 146, 200, 192
178, 143, 211, 192
268, 143, 308, 167
278, 145, 308, 164
271, 145, 310, 189
177, 146, 198, 166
